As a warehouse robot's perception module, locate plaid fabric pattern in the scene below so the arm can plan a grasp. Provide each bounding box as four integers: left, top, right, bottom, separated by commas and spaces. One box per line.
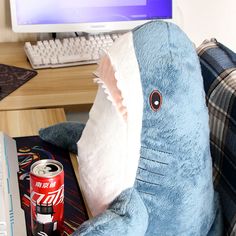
197, 39, 236, 236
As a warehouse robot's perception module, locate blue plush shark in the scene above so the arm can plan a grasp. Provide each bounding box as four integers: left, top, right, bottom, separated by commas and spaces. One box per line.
39, 21, 222, 235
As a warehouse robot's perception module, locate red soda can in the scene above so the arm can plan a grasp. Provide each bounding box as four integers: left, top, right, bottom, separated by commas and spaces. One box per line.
30, 160, 64, 236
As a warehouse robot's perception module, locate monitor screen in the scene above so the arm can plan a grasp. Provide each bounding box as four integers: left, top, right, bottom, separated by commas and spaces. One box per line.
10, 0, 172, 33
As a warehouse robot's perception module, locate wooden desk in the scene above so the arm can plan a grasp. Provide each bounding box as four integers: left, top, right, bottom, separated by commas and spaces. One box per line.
0, 107, 81, 179
0, 42, 97, 111
0, 108, 66, 137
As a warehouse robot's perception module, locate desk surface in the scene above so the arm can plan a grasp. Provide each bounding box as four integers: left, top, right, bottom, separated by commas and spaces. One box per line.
0, 107, 92, 217
0, 42, 97, 111
0, 108, 66, 137
0, 108, 80, 183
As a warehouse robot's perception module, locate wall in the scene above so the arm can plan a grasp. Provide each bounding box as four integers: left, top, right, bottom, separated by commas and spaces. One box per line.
0, 0, 36, 42
0, 0, 235, 50
172, 0, 236, 51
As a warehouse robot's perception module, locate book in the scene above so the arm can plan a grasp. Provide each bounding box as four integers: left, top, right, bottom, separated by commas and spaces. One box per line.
0, 132, 27, 236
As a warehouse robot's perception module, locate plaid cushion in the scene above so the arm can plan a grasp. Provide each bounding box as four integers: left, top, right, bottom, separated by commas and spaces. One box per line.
197, 39, 236, 236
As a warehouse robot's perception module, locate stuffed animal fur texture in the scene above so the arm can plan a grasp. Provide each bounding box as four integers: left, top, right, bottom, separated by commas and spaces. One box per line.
40, 21, 222, 235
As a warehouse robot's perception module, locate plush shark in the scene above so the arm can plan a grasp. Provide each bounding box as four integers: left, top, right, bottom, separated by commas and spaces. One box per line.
39, 21, 222, 235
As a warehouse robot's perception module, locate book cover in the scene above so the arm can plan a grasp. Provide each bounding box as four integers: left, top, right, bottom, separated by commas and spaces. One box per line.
0, 132, 27, 236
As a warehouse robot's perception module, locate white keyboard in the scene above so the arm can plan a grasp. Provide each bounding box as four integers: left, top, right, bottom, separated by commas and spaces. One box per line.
24, 33, 123, 69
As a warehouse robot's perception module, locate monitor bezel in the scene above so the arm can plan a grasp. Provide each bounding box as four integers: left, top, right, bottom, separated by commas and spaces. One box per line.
10, 0, 172, 33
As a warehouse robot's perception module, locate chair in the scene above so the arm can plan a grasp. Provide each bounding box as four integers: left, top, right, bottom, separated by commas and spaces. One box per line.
197, 39, 236, 236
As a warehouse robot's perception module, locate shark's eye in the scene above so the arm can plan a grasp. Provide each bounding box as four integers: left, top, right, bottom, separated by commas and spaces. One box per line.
149, 90, 162, 111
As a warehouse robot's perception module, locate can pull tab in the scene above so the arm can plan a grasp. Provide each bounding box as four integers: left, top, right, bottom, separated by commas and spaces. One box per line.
37, 164, 59, 175
46, 164, 59, 172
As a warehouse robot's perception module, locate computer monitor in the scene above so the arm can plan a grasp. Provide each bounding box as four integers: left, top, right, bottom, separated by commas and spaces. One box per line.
10, 0, 172, 33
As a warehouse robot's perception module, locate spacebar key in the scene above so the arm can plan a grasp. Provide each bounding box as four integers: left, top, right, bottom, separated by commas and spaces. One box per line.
58, 54, 91, 63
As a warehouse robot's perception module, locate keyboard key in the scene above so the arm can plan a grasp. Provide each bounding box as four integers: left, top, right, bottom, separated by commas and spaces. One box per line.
50, 57, 58, 64
0, 222, 6, 232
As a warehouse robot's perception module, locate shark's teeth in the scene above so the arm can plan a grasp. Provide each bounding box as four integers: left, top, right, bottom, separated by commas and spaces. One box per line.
93, 69, 99, 78
93, 78, 103, 84
93, 53, 128, 120
121, 99, 127, 107
119, 106, 127, 115
93, 76, 117, 108
113, 70, 128, 111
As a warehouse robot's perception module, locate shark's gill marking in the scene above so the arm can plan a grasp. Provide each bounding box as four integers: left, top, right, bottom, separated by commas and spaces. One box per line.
138, 190, 156, 197
140, 156, 169, 166
141, 146, 173, 155
136, 178, 162, 186
138, 166, 165, 176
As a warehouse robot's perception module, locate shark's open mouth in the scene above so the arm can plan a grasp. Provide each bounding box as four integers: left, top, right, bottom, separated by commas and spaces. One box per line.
77, 32, 144, 216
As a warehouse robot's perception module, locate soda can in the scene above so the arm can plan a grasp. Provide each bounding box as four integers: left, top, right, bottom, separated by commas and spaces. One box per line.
30, 159, 64, 236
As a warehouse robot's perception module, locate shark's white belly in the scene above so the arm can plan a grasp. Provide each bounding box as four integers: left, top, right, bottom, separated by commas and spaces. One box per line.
77, 32, 143, 216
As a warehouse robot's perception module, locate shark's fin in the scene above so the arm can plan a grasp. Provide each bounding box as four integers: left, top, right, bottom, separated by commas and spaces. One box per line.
39, 122, 85, 154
